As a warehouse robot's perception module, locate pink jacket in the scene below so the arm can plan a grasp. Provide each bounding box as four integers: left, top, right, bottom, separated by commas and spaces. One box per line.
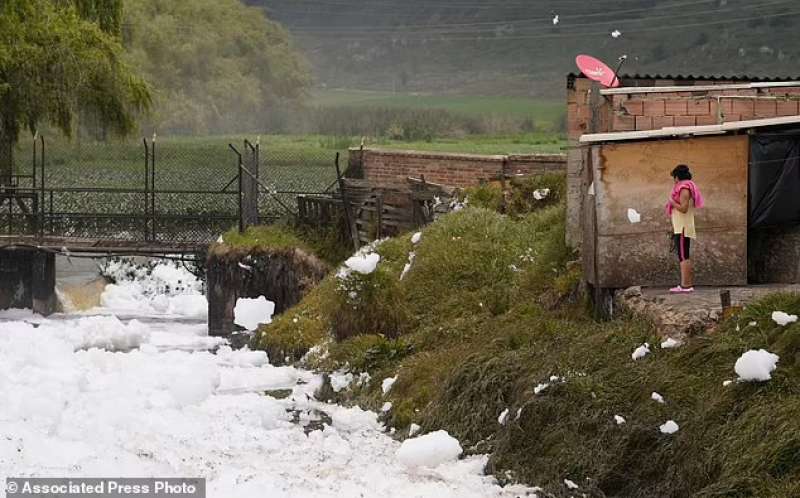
666, 180, 704, 216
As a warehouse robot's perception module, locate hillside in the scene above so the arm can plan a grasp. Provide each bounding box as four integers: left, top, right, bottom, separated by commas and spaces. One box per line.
248, 0, 800, 97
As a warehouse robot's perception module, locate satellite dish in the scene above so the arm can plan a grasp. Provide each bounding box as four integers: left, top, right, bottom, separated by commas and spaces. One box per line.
576, 54, 622, 88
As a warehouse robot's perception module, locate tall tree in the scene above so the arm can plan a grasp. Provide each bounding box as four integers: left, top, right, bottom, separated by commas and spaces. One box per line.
124, 0, 310, 134
67, 0, 124, 35
0, 0, 149, 183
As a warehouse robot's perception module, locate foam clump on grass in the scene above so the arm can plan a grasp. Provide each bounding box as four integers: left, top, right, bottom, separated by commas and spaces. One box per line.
614, 415, 626, 425
396, 430, 463, 469
344, 252, 381, 275
660, 337, 681, 349
382, 375, 398, 395
771, 311, 797, 326
330, 371, 354, 393
631, 343, 650, 360
234, 296, 275, 331
498, 408, 510, 425
651, 392, 665, 404
735, 349, 779, 381
659, 420, 680, 434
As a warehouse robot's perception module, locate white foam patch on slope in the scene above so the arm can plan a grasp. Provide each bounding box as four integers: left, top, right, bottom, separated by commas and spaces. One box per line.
735, 349, 780, 381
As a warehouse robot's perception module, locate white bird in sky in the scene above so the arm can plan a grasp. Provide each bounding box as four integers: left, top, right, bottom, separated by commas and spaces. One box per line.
611, 30, 622, 38
552, 14, 559, 25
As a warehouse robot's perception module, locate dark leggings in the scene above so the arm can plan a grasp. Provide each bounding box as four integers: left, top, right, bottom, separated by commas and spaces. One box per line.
673, 233, 691, 262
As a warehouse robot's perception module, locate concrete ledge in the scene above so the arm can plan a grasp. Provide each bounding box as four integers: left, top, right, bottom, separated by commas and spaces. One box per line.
616, 284, 800, 338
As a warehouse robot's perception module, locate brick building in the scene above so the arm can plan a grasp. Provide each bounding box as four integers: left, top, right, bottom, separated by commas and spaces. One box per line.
566, 73, 800, 248
568, 73, 800, 300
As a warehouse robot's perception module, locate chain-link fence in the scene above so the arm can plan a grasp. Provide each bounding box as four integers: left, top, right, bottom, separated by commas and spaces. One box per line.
1, 135, 344, 244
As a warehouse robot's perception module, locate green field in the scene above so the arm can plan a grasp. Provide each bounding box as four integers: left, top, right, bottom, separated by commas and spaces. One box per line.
17, 133, 566, 185
309, 89, 566, 129
7, 132, 565, 240
16, 133, 567, 188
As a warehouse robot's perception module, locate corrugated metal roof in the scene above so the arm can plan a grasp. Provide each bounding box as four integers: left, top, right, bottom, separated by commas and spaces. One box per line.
568, 72, 800, 84
579, 115, 800, 144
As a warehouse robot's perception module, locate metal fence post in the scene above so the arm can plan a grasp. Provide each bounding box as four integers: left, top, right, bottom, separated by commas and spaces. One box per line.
242, 139, 259, 228
39, 135, 45, 240
150, 133, 157, 241
228, 144, 244, 233
142, 138, 150, 241
31, 131, 36, 194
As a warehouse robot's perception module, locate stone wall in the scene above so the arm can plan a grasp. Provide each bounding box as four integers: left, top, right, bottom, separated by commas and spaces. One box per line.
348, 147, 566, 189
206, 247, 328, 338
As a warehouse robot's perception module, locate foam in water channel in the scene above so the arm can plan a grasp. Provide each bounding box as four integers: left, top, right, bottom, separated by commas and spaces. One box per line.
0, 258, 538, 498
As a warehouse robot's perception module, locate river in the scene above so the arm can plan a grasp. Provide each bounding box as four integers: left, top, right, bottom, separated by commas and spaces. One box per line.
0, 257, 535, 498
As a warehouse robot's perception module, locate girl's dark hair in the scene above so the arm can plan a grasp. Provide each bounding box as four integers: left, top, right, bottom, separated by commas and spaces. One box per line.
671, 164, 692, 181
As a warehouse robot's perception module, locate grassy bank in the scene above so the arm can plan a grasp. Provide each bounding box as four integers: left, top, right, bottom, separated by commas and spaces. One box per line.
253, 175, 800, 497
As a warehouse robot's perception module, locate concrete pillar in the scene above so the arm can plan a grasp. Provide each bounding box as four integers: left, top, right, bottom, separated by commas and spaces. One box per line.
32, 250, 57, 316
206, 262, 236, 338
0, 249, 32, 310
0, 249, 56, 315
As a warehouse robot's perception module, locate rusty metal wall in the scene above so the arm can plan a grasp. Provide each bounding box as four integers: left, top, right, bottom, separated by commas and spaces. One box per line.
589, 134, 749, 288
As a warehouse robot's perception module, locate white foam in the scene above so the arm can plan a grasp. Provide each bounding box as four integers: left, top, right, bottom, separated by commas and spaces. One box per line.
735, 349, 779, 381
233, 296, 275, 331
396, 430, 463, 469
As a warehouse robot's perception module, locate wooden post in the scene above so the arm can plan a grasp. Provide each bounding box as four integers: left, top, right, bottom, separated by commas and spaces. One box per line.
336, 153, 360, 250
720, 290, 731, 312
500, 157, 508, 213
375, 191, 384, 239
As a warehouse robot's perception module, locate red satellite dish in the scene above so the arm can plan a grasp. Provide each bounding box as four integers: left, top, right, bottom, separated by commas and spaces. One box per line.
576, 54, 621, 88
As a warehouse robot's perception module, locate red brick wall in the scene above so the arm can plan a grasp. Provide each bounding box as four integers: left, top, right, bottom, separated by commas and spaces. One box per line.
349, 148, 566, 189
567, 76, 800, 137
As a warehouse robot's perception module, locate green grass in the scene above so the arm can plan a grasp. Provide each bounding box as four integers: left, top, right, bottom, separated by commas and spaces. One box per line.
310, 89, 565, 128
369, 132, 565, 155
219, 225, 312, 252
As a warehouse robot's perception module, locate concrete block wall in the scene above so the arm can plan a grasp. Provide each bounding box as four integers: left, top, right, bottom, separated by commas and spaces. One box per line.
349, 148, 566, 190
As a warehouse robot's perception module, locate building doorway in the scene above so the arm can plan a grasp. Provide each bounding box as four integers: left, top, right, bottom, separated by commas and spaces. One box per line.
748, 128, 800, 283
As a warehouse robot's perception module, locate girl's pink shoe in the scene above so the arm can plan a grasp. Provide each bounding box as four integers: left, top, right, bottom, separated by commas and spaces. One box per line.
669, 286, 694, 293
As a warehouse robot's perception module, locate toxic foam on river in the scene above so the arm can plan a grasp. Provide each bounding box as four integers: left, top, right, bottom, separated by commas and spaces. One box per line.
97, 259, 208, 318
0, 260, 537, 498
